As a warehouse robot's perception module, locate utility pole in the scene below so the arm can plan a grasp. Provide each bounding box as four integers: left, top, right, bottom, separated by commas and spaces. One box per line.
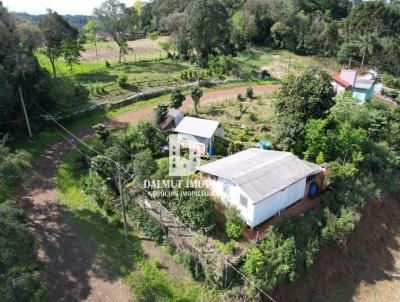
117, 164, 129, 238
18, 85, 32, 139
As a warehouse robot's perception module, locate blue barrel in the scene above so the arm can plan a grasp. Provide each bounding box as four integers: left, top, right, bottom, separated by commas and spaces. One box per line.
208, 147, 215, 156
309, 183, 318, 197
259, 140, 272, 150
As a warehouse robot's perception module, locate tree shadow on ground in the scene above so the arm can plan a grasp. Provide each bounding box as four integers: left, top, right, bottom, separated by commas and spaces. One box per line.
23, 199, 143, 302
113, 61, 188, 74
270, 193, 400, 302
74, 70, 118, 84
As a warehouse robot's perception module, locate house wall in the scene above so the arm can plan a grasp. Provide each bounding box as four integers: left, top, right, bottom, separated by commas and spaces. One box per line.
331, 81, 346, 93
252, 178, 306, 228
352, 88, 373, 103
203, 173, 307, 229
178, 133, 212, 156
204, 175, 255, 226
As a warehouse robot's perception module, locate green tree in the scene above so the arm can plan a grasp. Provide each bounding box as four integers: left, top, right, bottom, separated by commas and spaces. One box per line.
276, 68, 335, 150
321, 207, 360, 247
191, 87, 203, 114
358, 33, 378, 69
83, 19, 99, 66
231, 10, 256, 50
178, 194, 216, 233
94, 0, 137, 63
154, 104, 168, 125
0, 202, 48, 301
93, 124, 111, 144
225, 206, 243, 239
243, 227, 297, 290
170, 89, 185, 109
133, 149, 157, 185
185, 0, 231, 65
39, 10, 81, 77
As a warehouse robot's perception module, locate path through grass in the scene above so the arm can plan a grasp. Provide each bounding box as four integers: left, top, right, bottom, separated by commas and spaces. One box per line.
57, 150, 212, 301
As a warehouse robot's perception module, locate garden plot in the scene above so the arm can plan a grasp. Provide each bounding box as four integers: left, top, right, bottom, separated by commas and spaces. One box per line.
81, 37, 170, 63
184, 91, 277, 153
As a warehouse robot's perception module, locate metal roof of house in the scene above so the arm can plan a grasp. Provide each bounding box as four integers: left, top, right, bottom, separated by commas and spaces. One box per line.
354, 79, 375, 90
198, 148, 321, 203
174, 116, 219, 139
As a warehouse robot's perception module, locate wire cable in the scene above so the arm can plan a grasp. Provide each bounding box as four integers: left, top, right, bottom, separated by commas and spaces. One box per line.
32, 100, 278, 302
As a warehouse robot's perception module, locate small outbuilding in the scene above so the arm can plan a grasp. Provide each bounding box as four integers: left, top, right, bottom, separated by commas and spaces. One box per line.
159, 108, 184, 131
198, 148, 327, 229
174, 116, 221, 156
331, 69, 378, 104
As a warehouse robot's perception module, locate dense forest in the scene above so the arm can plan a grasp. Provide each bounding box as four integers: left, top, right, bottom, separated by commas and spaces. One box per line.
15, 12, 90, 30
129, 0, 400, 74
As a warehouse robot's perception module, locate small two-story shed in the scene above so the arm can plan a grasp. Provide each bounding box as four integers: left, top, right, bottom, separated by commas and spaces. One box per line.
174, 116, 220, 156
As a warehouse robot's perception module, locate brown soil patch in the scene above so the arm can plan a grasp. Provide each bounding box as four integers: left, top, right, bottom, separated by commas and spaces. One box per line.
271, 193, 400, 302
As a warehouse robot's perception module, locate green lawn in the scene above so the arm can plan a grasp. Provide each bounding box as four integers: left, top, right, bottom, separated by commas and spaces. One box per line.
37, 52, 190, 104
57, 150, 213, 302
235, 46, 342, 78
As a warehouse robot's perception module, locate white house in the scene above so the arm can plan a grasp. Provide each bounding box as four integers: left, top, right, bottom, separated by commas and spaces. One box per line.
174, 116, 221, 156
198, 148, 323, 229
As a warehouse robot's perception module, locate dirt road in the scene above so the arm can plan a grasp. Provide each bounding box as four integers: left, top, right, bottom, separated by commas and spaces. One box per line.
16, 84, 278, 302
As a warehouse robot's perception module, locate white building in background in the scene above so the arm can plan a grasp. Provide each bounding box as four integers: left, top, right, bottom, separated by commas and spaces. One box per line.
174, 116, 222, 156
198, 148, 325, 229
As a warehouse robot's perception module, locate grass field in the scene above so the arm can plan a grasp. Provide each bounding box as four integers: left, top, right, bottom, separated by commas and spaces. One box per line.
37, 38, 341, 105
37, 52, 190, 103
235, 46, 342, 78
57, 150, 212, 301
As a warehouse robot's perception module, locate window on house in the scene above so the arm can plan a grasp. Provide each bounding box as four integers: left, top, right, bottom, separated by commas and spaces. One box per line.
306, 174, 316, 183
239, 195, 248, 208
223, 182, 230, 194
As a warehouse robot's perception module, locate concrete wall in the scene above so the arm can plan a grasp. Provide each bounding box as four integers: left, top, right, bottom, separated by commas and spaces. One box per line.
253, 178, 306, 228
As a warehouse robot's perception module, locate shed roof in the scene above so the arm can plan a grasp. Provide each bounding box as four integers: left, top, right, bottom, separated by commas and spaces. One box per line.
354, 79, 375, 90
332, 73, 352, 88
174, 116, 219, 139
198, 148, 321, 203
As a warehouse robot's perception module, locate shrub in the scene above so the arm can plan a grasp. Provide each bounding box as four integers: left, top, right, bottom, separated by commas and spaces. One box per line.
237, 93, 245, 102
246, 87, 255, 99
382, 73, 400, 90
117, 73, 128, 88
170, 89, 185, 109
225, 206, 243, 239
249, 112, 258, 122
105, 60, 111, 68
259, 70, 271, 80
128, 202, 164, 244
0, 202, 48, 301
214, 240, 235, 255
153, 104, 168, 126
321, 207, 360, 247
0, 145, 32, 189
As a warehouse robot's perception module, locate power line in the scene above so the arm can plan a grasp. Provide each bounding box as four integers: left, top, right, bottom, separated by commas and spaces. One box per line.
0, 103, 99, 125
32, 102, 278, 302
